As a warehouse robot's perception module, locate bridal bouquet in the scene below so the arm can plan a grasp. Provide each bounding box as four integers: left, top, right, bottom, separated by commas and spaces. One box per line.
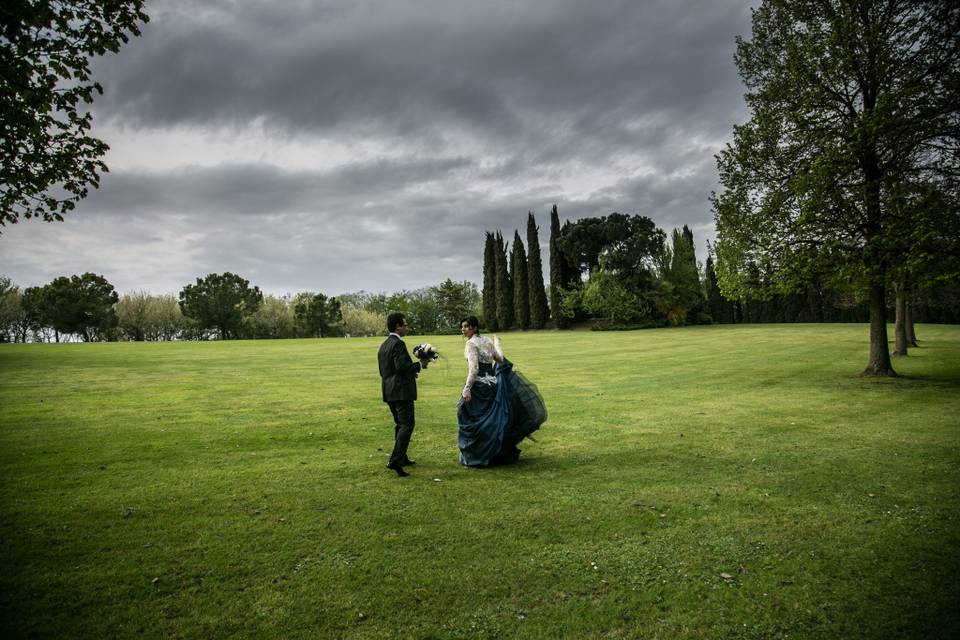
413, 343, 440, 362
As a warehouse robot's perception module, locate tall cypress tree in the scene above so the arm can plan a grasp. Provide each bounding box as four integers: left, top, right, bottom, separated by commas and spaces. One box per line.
526, 211, 549, 329
482, 231, 499, 331
495, 231, 514, 330
668, 225, 703, 323
704, 253, 726, 323
549, 205, 570, 328
512, 230, 530, 330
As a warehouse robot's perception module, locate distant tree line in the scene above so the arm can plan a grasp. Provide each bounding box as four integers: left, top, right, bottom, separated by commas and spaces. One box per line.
4, 199, 957, 343
482, 206, 960, 332
338, 279, 480, 336
0, 273, 480, 343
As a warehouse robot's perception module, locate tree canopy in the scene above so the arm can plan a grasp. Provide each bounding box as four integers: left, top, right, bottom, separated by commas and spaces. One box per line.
178, 273, 263, 340
559, 212, 664, 286
1, 0, 149, 227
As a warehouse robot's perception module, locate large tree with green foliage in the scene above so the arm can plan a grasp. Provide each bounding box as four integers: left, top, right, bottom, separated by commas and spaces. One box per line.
511, 230, 529, 330
556, 212, 665, 324
179, 273, 263, 340
713, 0, 959, 376
560, 213, 663, 287
526, 212, 549, 329
1, 0, 149, 227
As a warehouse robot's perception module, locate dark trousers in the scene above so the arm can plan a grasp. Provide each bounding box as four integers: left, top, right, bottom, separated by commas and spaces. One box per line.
387, 400, 415, 467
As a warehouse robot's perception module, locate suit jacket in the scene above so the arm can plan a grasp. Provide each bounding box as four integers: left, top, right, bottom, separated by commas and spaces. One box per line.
378, 334, 422, 402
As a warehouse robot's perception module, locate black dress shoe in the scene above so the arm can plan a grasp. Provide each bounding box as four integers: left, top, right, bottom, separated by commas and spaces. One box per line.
402, 459, 416, 466
386, 463, 410, 477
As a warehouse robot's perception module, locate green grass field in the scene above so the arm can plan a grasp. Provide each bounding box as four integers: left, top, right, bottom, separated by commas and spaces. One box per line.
1, 324, 958, 639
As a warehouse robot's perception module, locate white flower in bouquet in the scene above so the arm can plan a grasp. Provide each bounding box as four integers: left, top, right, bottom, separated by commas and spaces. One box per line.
413, 343, 440, 362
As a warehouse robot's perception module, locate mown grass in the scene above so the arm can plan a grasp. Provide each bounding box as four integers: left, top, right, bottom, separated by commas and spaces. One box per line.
1, 324, 958, 639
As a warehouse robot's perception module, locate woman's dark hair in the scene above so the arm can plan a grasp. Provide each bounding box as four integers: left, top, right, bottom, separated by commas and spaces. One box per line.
387, 312, 406, 333
460, 315, 480, 334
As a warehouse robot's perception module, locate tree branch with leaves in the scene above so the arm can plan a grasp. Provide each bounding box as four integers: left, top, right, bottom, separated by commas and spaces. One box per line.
1, 0, 149, 228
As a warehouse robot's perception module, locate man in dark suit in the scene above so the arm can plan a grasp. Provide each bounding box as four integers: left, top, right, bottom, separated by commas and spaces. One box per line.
378, 312, 428, 477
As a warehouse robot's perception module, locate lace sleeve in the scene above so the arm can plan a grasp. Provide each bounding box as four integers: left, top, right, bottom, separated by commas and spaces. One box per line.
463, 340, 479, 397
492, 335, 505, 362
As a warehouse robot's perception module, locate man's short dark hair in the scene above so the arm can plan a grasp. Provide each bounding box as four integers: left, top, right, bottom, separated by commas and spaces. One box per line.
387, 312, 406, 333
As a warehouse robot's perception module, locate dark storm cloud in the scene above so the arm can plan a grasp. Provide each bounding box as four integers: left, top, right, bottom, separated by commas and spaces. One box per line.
94, 0, 750, 151
83, 156, 474, 216
29, 158, 545, 293
2, 1, 756, 295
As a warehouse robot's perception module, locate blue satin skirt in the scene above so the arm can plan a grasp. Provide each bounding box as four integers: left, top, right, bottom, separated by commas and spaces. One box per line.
457, 359, 546, 467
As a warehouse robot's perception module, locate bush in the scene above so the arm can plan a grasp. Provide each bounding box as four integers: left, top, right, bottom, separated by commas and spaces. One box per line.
342, 305, 386, 337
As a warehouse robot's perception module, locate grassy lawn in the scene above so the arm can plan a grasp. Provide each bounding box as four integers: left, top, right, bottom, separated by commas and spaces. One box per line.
1, 324, 958, 639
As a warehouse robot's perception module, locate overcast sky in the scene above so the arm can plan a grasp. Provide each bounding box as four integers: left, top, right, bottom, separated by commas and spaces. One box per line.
1, 0, 755, 297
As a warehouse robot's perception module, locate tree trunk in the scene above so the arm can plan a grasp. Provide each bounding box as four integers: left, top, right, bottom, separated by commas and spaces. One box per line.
862, 283, 897, 376
894, 281, 908, 356
905, 296, 918, 346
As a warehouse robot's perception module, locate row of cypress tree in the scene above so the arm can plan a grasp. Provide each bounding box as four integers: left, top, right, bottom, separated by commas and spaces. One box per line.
485, 205, 708, 330
482, 212, 551, 331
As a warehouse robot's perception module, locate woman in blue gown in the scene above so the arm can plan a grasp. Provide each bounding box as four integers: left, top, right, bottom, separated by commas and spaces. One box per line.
456, 316, 546, 467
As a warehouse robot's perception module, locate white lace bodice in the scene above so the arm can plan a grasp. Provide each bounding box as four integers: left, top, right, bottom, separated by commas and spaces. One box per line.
462, 334, 504, 397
